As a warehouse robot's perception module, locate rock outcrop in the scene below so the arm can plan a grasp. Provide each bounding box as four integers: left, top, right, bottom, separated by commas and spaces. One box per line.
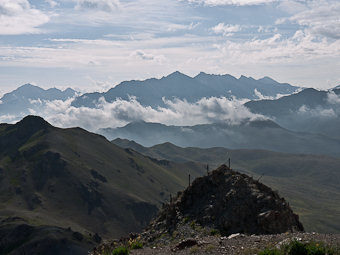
145, 165, 303, 241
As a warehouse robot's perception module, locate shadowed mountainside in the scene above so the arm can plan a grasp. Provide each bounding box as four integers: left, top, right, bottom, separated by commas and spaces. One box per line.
0, 116, 206, 253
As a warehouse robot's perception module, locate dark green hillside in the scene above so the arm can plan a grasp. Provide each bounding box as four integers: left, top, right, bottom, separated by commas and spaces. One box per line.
113, 139, 340, 233
0, 116, 205, 244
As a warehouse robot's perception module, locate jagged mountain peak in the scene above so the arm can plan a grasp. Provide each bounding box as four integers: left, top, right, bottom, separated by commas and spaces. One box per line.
258, 76, 279, 84
164, 71, 191, 80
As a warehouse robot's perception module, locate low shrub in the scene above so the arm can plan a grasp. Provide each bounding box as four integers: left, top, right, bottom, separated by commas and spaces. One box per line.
257, 240, 338, 255
130, 241, 143, 249
210, 229, 220, 236
258, 248, 281, 255
112, 247, 129, 255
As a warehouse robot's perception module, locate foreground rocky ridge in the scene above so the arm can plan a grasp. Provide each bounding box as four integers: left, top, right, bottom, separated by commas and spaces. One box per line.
92, 165, 307, 255
144, 164, 303, 244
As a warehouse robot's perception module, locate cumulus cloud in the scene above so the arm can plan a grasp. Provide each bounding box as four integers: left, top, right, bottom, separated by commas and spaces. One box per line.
279, 1, 340, 39
0, 114, 20, 123
26, 96, 266, 131
212, 23, 241, 36
0, 0, 50, 35
185, 0, 276, 6
297, 104, 337, 118
327, 91, 340, 105
75, 0, 121, 12
213, 30, 340, 64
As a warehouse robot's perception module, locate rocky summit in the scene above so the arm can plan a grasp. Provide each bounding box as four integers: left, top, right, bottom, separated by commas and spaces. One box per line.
144, 165, 303, 243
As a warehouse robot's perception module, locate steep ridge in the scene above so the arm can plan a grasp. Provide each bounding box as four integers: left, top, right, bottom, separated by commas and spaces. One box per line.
143, 165, 303, 243
0, 116, 205, 253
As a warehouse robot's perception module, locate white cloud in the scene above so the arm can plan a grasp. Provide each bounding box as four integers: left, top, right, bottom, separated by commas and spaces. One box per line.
212, 23, 241, 36
185, 0, 276, 6
327, 91, 340, 105
0, 114, 20, 123
131, 50, 166, 63
75, 0, 121, 12
253, 89, 290, 100
27, 96, 266, 131
297, 105, 337, 118
45, 0, 58, 7
279, 1, 340, 39
213, 31, 340, 64
0, 0, 50, 35
167, 22, 200, 32
28, 98, 43, 105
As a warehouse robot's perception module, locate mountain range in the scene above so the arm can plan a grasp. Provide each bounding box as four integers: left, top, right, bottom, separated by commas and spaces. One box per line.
0, 84, 76, 116
99, 119, 340, 156
1, 74, 340, 158
71, 71, 299, 108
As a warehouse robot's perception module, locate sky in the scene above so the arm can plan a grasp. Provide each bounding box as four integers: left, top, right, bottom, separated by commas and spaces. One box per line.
0, 0, 340, 95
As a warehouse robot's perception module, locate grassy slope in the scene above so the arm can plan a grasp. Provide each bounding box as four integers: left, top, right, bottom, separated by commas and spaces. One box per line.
0, 117, 205, 239
113, 139, 340, 233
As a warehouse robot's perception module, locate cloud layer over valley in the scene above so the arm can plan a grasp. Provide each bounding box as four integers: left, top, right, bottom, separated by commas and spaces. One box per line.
22, 96, 265, 131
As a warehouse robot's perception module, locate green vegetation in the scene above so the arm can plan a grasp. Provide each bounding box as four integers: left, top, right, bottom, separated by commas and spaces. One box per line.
128, 238, 143, 249
258, 248, 283, 255
171, 230, 179, 239
190, 220, 196, 229
130, 241, 143, 249
0, 116, 207, 242
258, 240, 339, 255
190, 246, 199, 253
111, 247, 129, 255
183, 216, 190, 223
209, 229, 220, 236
